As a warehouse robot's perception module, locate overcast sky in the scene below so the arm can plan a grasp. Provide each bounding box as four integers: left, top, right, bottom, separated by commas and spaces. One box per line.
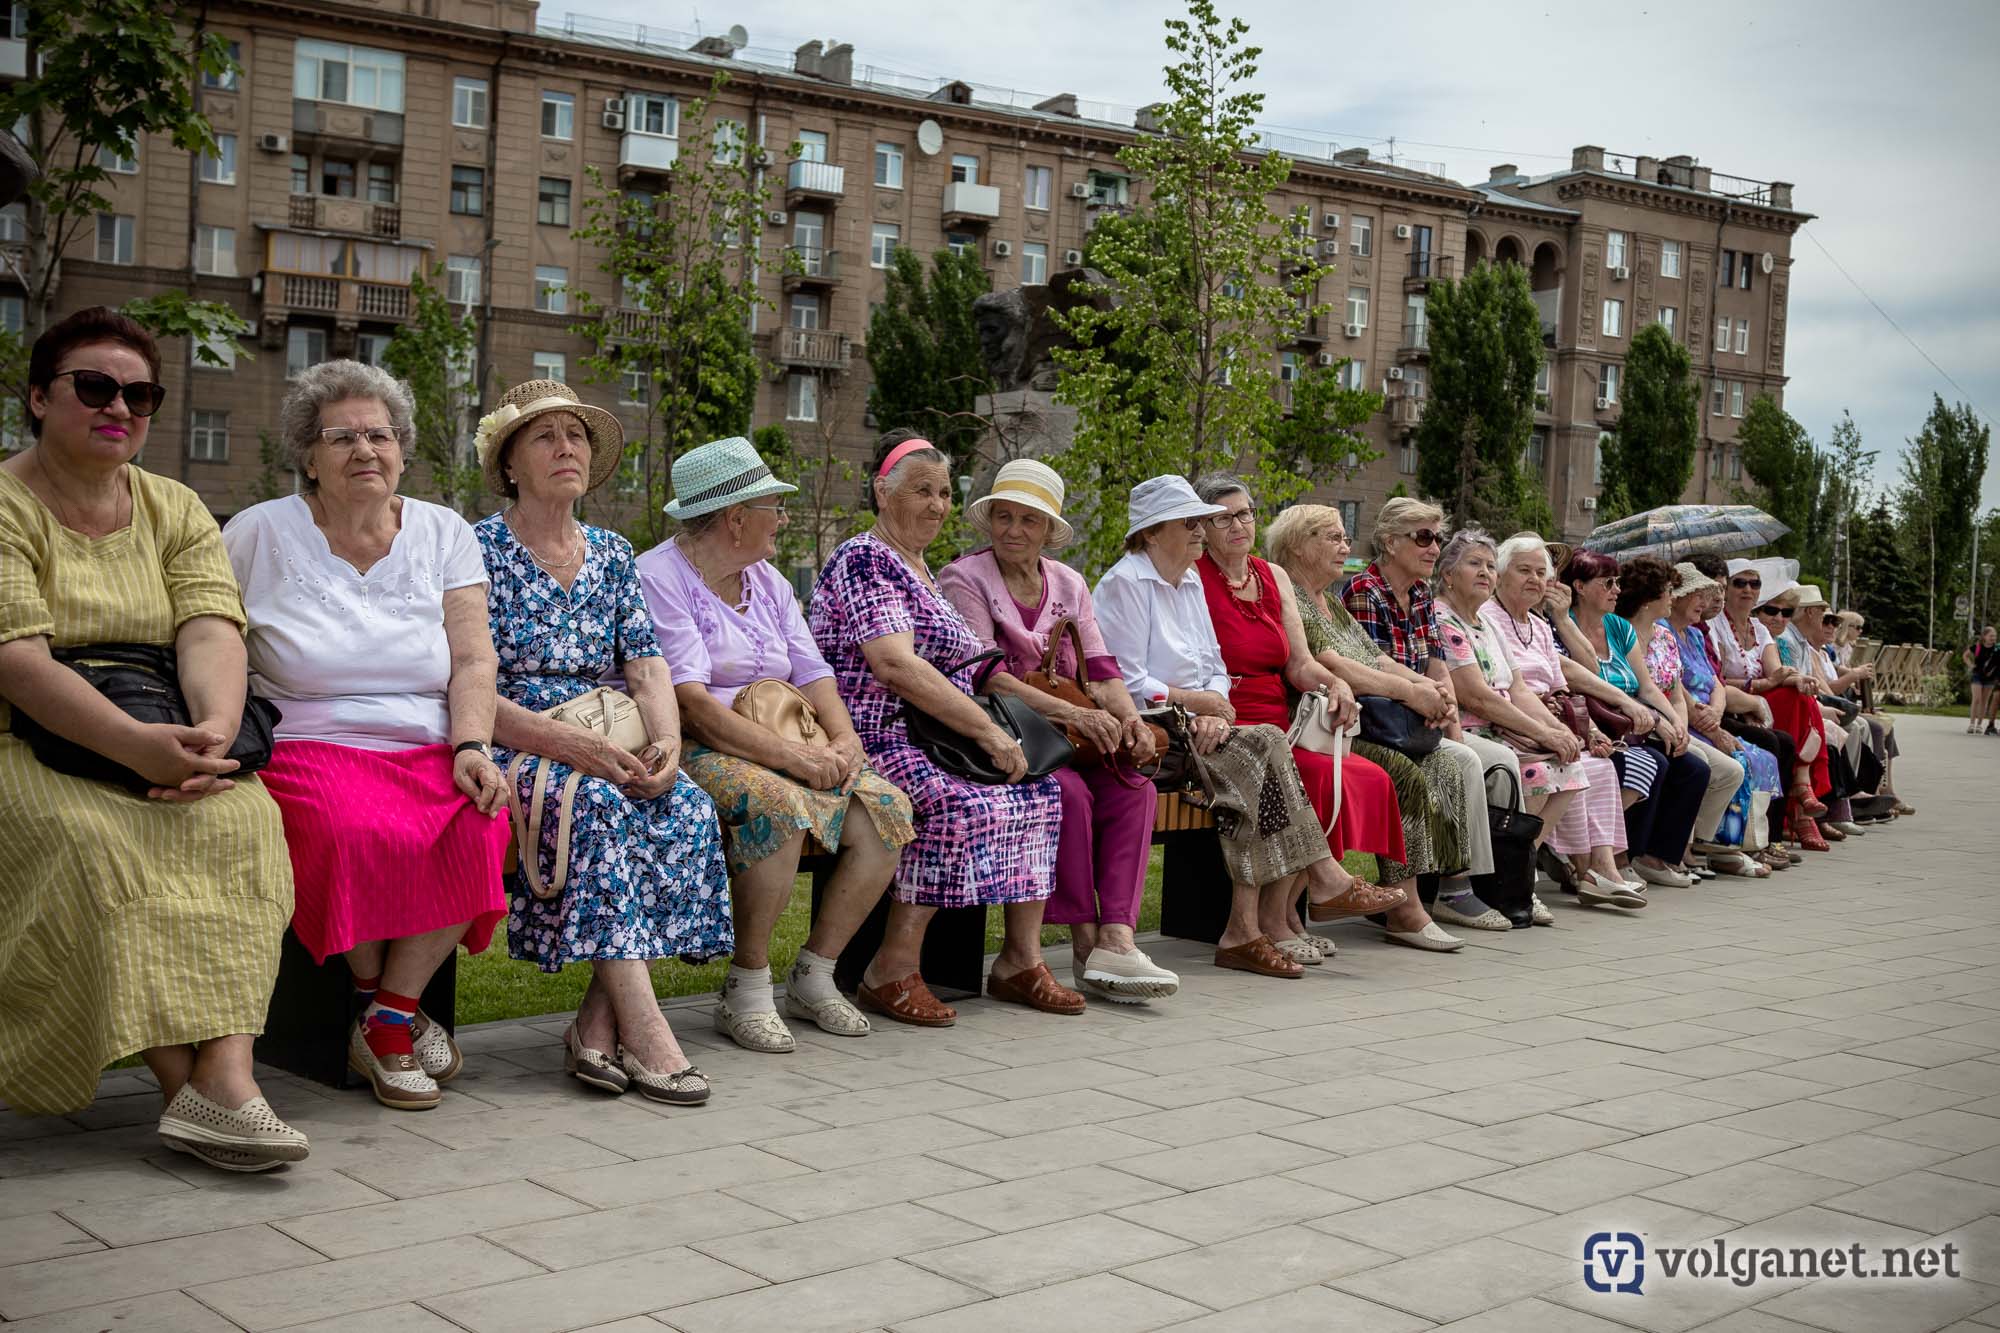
571, 0, 2000, 513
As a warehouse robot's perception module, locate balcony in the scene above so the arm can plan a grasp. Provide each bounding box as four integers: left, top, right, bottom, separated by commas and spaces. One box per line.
1288, 315, 1328, 347
773, 327, 852, 372
292, 100, 403, 150
1275, 380, 1296, 415
609, 308, 665, 343
1389, 389, 1426, 428
1397, 328, 1431, 360
781, 247, 842, 290
262, 271, 410, 323
1405, 251, 1455, 290
619, 132, 678, 176
940, 181, 1001, 227
288, 194, 402, 239
785, 160, 845, 204
1533, 287, 1561, 346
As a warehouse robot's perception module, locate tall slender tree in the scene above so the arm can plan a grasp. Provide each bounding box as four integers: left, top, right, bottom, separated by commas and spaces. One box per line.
1895, 396, 1992, 645
1598, 322, 1699, 521
383, 264, 484, 514
865, 248, 993, 471
1734, 395, 1824, 568
1413, 260, 1543, 533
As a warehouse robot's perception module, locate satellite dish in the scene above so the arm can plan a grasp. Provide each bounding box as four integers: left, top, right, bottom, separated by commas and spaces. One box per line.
726, 24, 749, 48
916, 119, 944, 156
1759, 251, 1776, 275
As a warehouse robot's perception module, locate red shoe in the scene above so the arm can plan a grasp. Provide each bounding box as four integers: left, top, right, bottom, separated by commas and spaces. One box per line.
1790, 782, 1827, 818
1788, 797, 1830, 852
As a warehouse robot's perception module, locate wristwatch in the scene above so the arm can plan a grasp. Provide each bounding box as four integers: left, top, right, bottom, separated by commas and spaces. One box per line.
453, 740, 491, 760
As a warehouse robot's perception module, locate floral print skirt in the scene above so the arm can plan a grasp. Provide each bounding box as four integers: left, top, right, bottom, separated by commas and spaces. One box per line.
684, 745, 916, 874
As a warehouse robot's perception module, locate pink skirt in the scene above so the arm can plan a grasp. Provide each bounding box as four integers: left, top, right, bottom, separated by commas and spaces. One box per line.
259, 740, 510, 964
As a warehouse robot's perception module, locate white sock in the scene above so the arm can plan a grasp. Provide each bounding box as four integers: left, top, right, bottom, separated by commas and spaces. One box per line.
722, 964, 775, 1015
788, 948, 842, 1005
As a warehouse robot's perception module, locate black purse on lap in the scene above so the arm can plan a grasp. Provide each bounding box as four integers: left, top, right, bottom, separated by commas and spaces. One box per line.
904, 649, 1073, 785
10, 643, 281, 794
1354, 694, 1443, 758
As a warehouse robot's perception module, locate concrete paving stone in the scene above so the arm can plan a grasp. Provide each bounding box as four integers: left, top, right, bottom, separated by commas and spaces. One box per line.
1356, 1032, 1536, 1067
1425, 1296, 1637, 1331
1751, 1275, 2000, 1333
0, 1223, 319, 1320
1116, 1222, 1397, 1308
1930, 1145, 2000, 1187
1845, 1036, 1997, 1069
770, 1080, 1000, 1129
1307, 1185, 1551, 1257
1639, 1160, 1855, 1224
60, 1165, 391, 1246
0, 1162, 190, 1221
272, 1178, 588, 1258
1406, 1081, 1596, 1126
908, 1214, 1190, 1297
940, 1056, 1155, 1102
1869, 1108, 2000, 1154
1765, 1052, 1927, 1089
660, 1256, 980, 1333
1910, 1059, 2000, 1097
1816, 1169, 2000, 1232
743, 1112, 1000, 1172
1267, 1105, 1471, 1157
1707, 1099, 1893, 1145
1677, 1071, 1845, 1110
1103, 1095, 1316, 1149
786, 1050, 1008, 1093
1686, 1314, 1833, 1333
190, 1234, 542, 1330
692, 1200, 987, 1283
559, 1103, 833, 1160
1761, 1132, 1964, 1186
338, 1132, 628, 1198
1110, 1172, 1359, 1244
1697, 1008, 1830, 1038
535, 1142, 811, 1209
1234, 1045, 1421, 1085
1248, 1073, 1443, 1117
921, 1162, 1176, 1233
0, 1212, 103, 1265
1599, 1123, 1795, 1174
1625, 1045, 1788, 1080
1502, 1192, 1733, 1260
481, 1189, 786, 1269
396, 1099, 680, 1150
1329, 1234, 1576, 1323
255, 1304, 469, 1332
0, 1289, 245, 1332
923, 1123, 1154, 1180
891, 1272, 1206, 1333
1810, 1079, 1985, 1117
1433, 1112, 1637, 1166
1464, 1151, 1685, 1214
1099, 1065, 1302, 1111
1111, 1132, 1329, 1193
1543, 1273, 1795, 1333
1593, 1022, 1749, 1054
1555, 1091, 1741, 1136
1102, 1036, 1311, 1077
943, 1088, 1159, 1138
1519, 1063, 1693, 1103
425, 1244, 763, 1333
1719, 1202, 1932, 1254
1160, 1285, 1434, 1331
1286, 1142, 1507, 1203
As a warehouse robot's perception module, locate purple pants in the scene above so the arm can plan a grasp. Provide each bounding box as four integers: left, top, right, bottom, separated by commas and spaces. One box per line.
1043, 764, 1156, 928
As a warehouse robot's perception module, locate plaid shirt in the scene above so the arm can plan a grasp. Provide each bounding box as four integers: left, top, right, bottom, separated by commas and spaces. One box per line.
1341, 562, 1442, 673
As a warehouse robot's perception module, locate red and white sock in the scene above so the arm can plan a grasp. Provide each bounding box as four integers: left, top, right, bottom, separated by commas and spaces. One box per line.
360, 988, 420, 1061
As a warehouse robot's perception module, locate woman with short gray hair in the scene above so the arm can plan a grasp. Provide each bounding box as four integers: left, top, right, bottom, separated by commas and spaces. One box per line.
224, 360, 512, 1112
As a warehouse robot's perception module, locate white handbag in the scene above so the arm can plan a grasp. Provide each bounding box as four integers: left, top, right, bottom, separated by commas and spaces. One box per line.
504, 686, 652, 900
1286, 687, 1360, 837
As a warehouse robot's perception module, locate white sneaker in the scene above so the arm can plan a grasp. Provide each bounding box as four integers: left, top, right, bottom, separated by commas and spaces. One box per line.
1080, 947, 1181, 1000
1632, 860, 1695, 889
1827, 821, 1866, 836
1384, 921, 1465, 952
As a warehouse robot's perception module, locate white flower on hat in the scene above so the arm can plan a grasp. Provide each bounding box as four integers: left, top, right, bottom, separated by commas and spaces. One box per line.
474, 403, 522, 456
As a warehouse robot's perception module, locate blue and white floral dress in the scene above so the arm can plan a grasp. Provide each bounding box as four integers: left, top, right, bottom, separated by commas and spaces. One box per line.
477, 515, 732, 971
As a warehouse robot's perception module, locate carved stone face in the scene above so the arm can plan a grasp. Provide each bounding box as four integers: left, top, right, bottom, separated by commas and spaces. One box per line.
973, 290, 1029, 388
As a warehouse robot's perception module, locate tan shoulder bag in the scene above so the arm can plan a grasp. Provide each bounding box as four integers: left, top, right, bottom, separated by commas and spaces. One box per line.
731, 678, 825, 746
505, 685, 651, 900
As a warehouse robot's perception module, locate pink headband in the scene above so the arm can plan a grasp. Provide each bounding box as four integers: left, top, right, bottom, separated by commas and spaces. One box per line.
877, 438, 936, 478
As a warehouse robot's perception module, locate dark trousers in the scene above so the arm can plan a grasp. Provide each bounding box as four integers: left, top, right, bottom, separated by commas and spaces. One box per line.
1624, 743, 1710, 863
1724, 717, 1798, 781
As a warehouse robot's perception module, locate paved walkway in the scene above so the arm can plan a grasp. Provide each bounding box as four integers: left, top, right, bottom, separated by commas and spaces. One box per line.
3, 713, 1997, 1333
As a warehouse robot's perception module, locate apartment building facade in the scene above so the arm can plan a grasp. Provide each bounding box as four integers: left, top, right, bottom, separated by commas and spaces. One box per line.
2, 0, 1808, 545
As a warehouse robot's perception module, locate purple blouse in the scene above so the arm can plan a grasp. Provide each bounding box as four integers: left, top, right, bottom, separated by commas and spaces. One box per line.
635, 539, 834, 708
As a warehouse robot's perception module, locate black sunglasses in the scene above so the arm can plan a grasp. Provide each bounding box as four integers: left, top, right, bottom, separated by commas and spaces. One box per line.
1408, 529, 1442, 548
1757, 605, 1794, 619
1730, 577, 1762, 590
52, 368, 167, 418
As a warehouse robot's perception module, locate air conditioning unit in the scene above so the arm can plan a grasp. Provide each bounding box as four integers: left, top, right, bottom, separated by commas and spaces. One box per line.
1068, 181, 1092, 199
1595, 396, 1612, 410
1314, 351, 1335, 368
257, 132, 288, 153
1385, 366, 1405, 381
1581, 496, 1598, 511
766, 209, 788, 227
991, 239, 1013, 258
601, 98, 626, 130
1322, 211, 1340, 230
1612, 265, 1630, 281
1394, 224, 1413, 240
1318, 240, 1341, 260
1344, 323, 1363, 338
1063, 249, 1083, 265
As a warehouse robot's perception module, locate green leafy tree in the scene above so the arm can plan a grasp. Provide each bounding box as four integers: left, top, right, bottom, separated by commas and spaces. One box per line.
865, 248, 993, 471
1413, 260, 1543, 533
1598, 322, 1699, 521
1847, 498, 1926, 646
1821, 410, 1876, 608
1269, 363, 1382, 484
572, 72, 770, 547
1895, 396, 1992, 645
383, 265, 484, 514
1734, 396, 1823, 566
1050, 0, 1325, 569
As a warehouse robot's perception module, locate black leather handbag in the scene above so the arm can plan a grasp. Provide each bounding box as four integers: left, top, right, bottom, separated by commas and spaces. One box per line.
1355, 694, 1443, 758
904, 649, 1073, 784
1470, 764, 1545, 929
10, 643, 282, 794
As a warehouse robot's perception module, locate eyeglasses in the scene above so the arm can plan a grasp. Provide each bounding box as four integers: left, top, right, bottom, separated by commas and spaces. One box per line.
1730, 577, 1762, 590
1177, 516, 1205, 532
1757, 605, 1794, 619
318, 426, 406, 450
51, 368, 167, 417
1207, 509, 1258, 529
743, 503, 788, 516
1407, 529, 1442, 548
1324, 530, 1351, 545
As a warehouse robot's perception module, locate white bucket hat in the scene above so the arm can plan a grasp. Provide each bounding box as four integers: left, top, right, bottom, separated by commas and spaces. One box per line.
966, 459, 1075, 550
1793, 583, 1827, 609
662, 436, 796, 520
1125, 474, 1226, 540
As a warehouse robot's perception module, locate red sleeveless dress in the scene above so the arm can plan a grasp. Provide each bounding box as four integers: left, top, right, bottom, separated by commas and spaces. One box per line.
1198, 554, 1405, 863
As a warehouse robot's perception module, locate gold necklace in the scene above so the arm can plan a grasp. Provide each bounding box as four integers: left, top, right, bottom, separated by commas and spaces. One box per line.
508, 509, 582, 571
36, 451, 124, 534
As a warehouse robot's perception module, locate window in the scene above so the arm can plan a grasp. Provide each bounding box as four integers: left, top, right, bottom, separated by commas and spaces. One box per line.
1734, 318, 1750, 354
950, 153, 979, 185
1398, 440, 1418, 474
711, 118, 746, 165
620, 274, 650, 308
95, 215, 134, 264
451, 165, 485, 216
286, 326, 327, 378
293, 39, 405, 112
1404, 294, 1427, 348
537, 176, 571, 227
1716, 315, 1730, 352
322, 159, 356, 197
1660, 239, 1682, 278
533, 265, 568, 313
1535, 360, 1551, 397
289, 153, 311, 194
620, 369, 648, 406
0, 204, 21, 243
541, 91, 574, 141
1345, 286, 1369, 328
944, 231, 975, 259
445, 254, 481, 306
355, 333, 391, 367
1024, 165, 1051, 210
1338, 360, 1366, 391
1606, 230, 1627, 270
201, 42, 242, 91
1719, 249, 1735, 289
195, 224, 235, 276
0, 294, 21, 333
1278, 351, 1301, 383
785, 372, 818, 422
1658, 305, 1678, 339
366, 163, 396, 204
1526, 431, 1547, 473
792, 209, 826, 264
788, 295, 821, 329
1711, 378, 1727, 416
874, 141, 903, 189
1738, 253, 1753, 290
1403, 364, 1427, 398
193, 333, 235, 370
1730, 381, 1745, 417
1350, 215, 1372, 257
870, 223, 899, 269
1601, 298, 1624, 338
1339, 500, 1360, 535
532, 351, 566, 383
187, 410, 229, 461
99, 143, 138, 174
1598, 363, 1621, 404
1728, 447, 1744, 480
628, 93, 677, 137
794, 129, 827, 162
452, 77, 488, 129
199, 134, 237, 185
1087, 171, 1129, 207
1021, 243, 1048, 286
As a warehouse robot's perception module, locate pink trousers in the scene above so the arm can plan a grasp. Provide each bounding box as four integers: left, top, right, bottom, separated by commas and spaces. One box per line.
1043, 764, 1156, 928
1546, 754, 1629, 856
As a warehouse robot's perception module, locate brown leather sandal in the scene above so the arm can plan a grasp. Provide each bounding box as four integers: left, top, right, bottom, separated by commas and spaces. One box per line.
855, 972, 957, 1027
1307, 879, 1408, 922
1213, 936, 1304, 978
986, 961, 1086, 1015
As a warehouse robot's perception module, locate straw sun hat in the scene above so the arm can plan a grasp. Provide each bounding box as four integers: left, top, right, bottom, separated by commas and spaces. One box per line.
966, 459, 1075, 550
474, 380, 624, 495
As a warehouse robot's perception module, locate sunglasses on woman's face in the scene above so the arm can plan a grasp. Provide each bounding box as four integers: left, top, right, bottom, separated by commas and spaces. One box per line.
1407, 529, 1442, 548
52, 368, 167, 417
1757, 605, 1794, 619
1730, 577, 1762, 590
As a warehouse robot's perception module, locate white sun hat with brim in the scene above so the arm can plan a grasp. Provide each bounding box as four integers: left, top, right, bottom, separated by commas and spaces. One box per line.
475, 379, 625, 495
966, 459, 1076, 550
1727, 556, 1799, 606
1793, 583, 1827, 609
662, 436, 797, 521
1125, 474, 1227, 540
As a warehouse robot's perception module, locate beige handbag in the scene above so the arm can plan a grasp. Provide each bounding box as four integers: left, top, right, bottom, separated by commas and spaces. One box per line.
1285, 686, 1359, 837
731, 678, 825, 747
505, 686, 651, 900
